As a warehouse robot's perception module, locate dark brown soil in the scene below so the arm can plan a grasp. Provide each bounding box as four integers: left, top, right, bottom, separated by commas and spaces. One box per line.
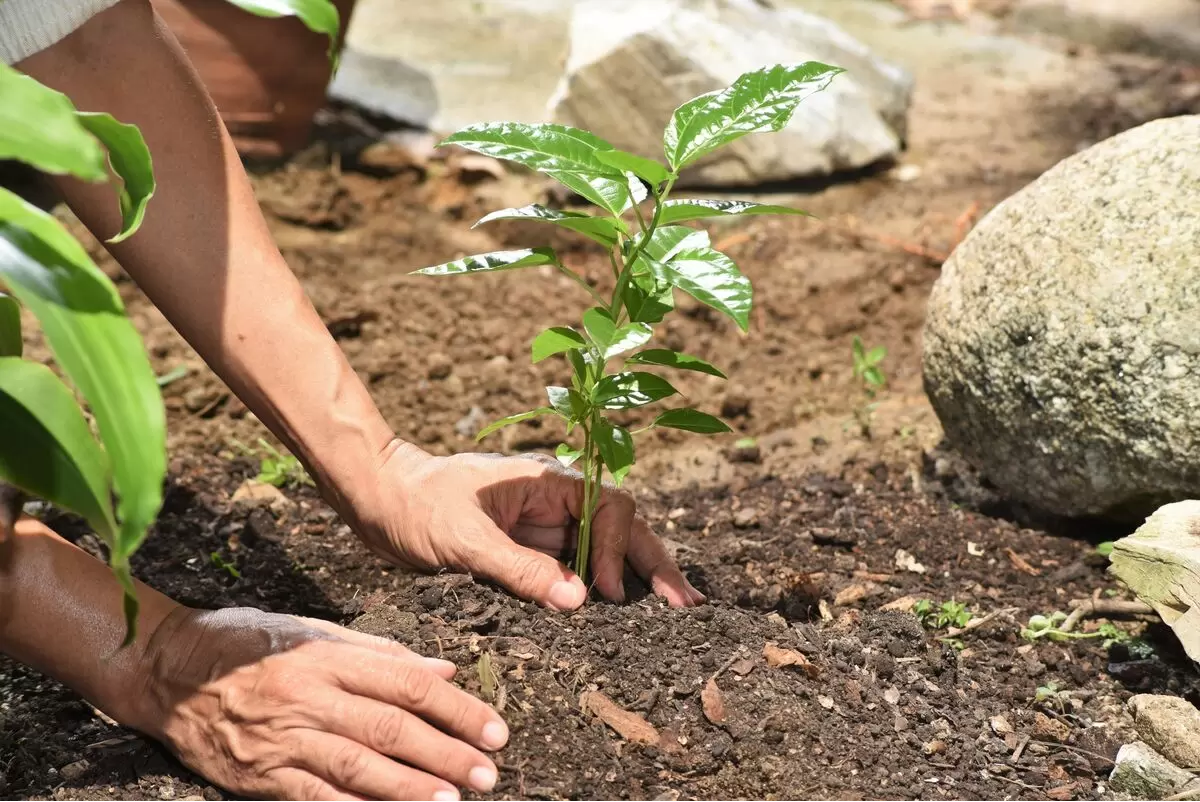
4, 19, 1200, 802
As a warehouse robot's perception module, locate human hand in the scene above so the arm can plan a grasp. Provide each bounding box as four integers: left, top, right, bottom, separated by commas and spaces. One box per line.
134, 607, 507, 801
343, 441, 704, 610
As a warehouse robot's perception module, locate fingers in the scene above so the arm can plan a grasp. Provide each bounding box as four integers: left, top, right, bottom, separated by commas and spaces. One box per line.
332, 649, 510, 753
586, 484, 637, 601
627, 515, 705, 607
315, 691, 497, 793
463, 515, 587, 611
271, 767, 370, 801
292, 732, 460, 801
295, 616, 457, 680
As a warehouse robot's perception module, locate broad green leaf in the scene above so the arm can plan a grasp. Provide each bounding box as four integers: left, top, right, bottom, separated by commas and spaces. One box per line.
622, 280, 674, 324
639, 225, 711, 264
474, 205, 624, 247
0, 65, 106, 181
412, 247, 556, 276
591, 371, 678, 410
0, 188, 165, 562
653, 408, 732, 434
547, 386, 589, 421
595, 149, 671, 187
0, 358, 117, 537
582, 307, 652, 360
75, 113, 156, 243
475, 407, 554, 441
659, 199, 811, 226
627, 348, 726, 379
555, 443, 582, 468
0, 292, 20, 357
594, 420, 635, 485
442, 123, 636, 215
223, 0, 341, 59
532, 326, 587, 363
866, 346, 887, 365
663, 62, 844, 170
659, 248, 753, 332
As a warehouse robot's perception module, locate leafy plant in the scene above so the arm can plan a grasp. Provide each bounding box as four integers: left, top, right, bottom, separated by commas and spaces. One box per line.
1021, 612, 1130, 647
231, 437, 313, 488
413, 63, 843, 582
915, 599, 973, 630
850, 335, 887, 437
0, 0, 339, 639
210, 550, 242, 579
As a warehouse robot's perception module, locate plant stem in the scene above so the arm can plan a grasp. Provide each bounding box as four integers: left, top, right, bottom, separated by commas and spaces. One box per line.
574, 422, 601, 581
554, 262, 608, 307
610, 178, 676, 322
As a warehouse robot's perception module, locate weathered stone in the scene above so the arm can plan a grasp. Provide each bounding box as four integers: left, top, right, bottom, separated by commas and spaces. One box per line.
1109, 741, 1197, 799
549, 0, 911, 186
231, 480, 291, 510
1129, 694, 1200, 770
1007, 0, 1200, 63
923, 116, 1200, 519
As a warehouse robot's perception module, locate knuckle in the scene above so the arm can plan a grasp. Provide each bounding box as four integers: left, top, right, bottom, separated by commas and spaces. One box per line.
330, 743, 370, 786
369, 709, 409, 748
511, 552, 552, 590
398, 664, 437, 709
295, 774, 330, 801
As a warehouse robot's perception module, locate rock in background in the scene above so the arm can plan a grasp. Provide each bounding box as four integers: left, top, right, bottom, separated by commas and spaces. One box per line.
548, 0, 912, 186
329, 0, 911, 186
923, 115, 1200, 520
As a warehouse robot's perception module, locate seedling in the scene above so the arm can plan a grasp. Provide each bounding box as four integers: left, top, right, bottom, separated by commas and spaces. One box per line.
1095, 541, 1114, 557
412, 63, 844, 582
915, 599, 974, 630
230, 437, 313, 488
1021, 611, 1130, 647
850, 335, 887, 437
209, 550, 241, 579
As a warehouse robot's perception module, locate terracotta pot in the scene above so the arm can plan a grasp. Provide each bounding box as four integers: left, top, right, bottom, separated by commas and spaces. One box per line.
152, 0, 357, 159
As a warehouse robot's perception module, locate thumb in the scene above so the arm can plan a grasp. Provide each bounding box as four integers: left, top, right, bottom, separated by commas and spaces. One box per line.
466, 515, 587, 611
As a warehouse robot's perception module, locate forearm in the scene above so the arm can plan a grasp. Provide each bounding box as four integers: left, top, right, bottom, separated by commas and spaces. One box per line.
17, 0, 398, 512
0, 519, 181, 731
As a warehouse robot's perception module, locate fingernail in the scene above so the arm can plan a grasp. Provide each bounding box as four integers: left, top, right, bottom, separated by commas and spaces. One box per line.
468, 764, 498, 793
422, 657, 457, 674
433, 790, 459, 801
481, 719, 509, 750
548, 580, 583, 611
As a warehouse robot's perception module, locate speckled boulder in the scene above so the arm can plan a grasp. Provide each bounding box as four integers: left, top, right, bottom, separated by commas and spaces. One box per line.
923, 116, 1200, 520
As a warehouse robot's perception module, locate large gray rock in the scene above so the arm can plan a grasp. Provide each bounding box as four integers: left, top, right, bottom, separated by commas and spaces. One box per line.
1007, 0, 1200, 63
548, 0, 912, 187
923, 116, 1200, 520
1129, 694, 1200, 770
1109, 741, 1197, 799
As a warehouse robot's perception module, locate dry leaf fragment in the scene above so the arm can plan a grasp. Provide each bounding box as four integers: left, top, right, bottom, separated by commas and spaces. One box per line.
701, 678, 727, 725
880, 595, 921, 613
580, 691, 659, 745
762, 642, 820, 678
1005, 547, 1042, 576
477, 652, 497, 703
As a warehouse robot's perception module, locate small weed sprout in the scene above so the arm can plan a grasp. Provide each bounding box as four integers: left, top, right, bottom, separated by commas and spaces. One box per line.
850, 335, 887, 437
1021, 611, 1130, 647
412, 63, 844, 582
231, 438, 313, 488
209, 550, 241, 579
915, 599, 973, 630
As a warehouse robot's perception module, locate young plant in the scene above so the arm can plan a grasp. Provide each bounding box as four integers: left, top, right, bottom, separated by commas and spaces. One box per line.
231, 437, 313, 488
915, 599, 974, 630
1021, 611, 1130, 647
412, 63, 844, 582
850, 335, 887, 437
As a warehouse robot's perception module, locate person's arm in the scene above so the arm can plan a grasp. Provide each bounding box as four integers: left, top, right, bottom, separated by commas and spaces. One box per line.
0, 518, 506, 800
17, 0, 701, 610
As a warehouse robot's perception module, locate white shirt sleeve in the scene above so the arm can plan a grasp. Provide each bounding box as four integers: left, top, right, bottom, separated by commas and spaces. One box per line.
0, 0, 123, 65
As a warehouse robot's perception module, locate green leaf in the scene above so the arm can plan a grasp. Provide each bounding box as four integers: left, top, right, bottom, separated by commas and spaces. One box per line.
0, 65, 107, 182
622, 280, 675, 324
591, 371, 678, 410
627, 348, 726, 379
639, 225, 711, 263
663, 62, 844, 170
547, 386, 589, 421
659, 199, 811, 226
658, 248, 753, 331
568, 349, 590, 389
532, 326, 587, 363
582, 307, 653, 360
652, 408, 732, 434
475, 407, 554, 441
0, 358, 117, 539
555, 443, 582, 468
223, 0, 341, 60
0, 188, 166, 562
412, 247, 556, 276
1096, 541, 1114, 558
595, 149, 671, 187
74, 113, 156, 243
594, 420, 635, 485
866, 345, 887, 365
474, 205, 624, 247
442, 123, 637, 215
0, 292, 20, 358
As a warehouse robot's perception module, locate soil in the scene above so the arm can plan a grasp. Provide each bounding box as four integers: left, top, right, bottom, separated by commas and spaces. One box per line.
4, 11, 1200, 802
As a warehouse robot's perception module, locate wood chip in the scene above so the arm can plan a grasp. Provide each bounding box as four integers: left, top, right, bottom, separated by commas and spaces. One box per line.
835, 583, 872, 606
580, 691, 659, 745
762, 642, 820, 678
701, 678, 727, 725
1005, 547, 1042, 576
880, 595, 921, 613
